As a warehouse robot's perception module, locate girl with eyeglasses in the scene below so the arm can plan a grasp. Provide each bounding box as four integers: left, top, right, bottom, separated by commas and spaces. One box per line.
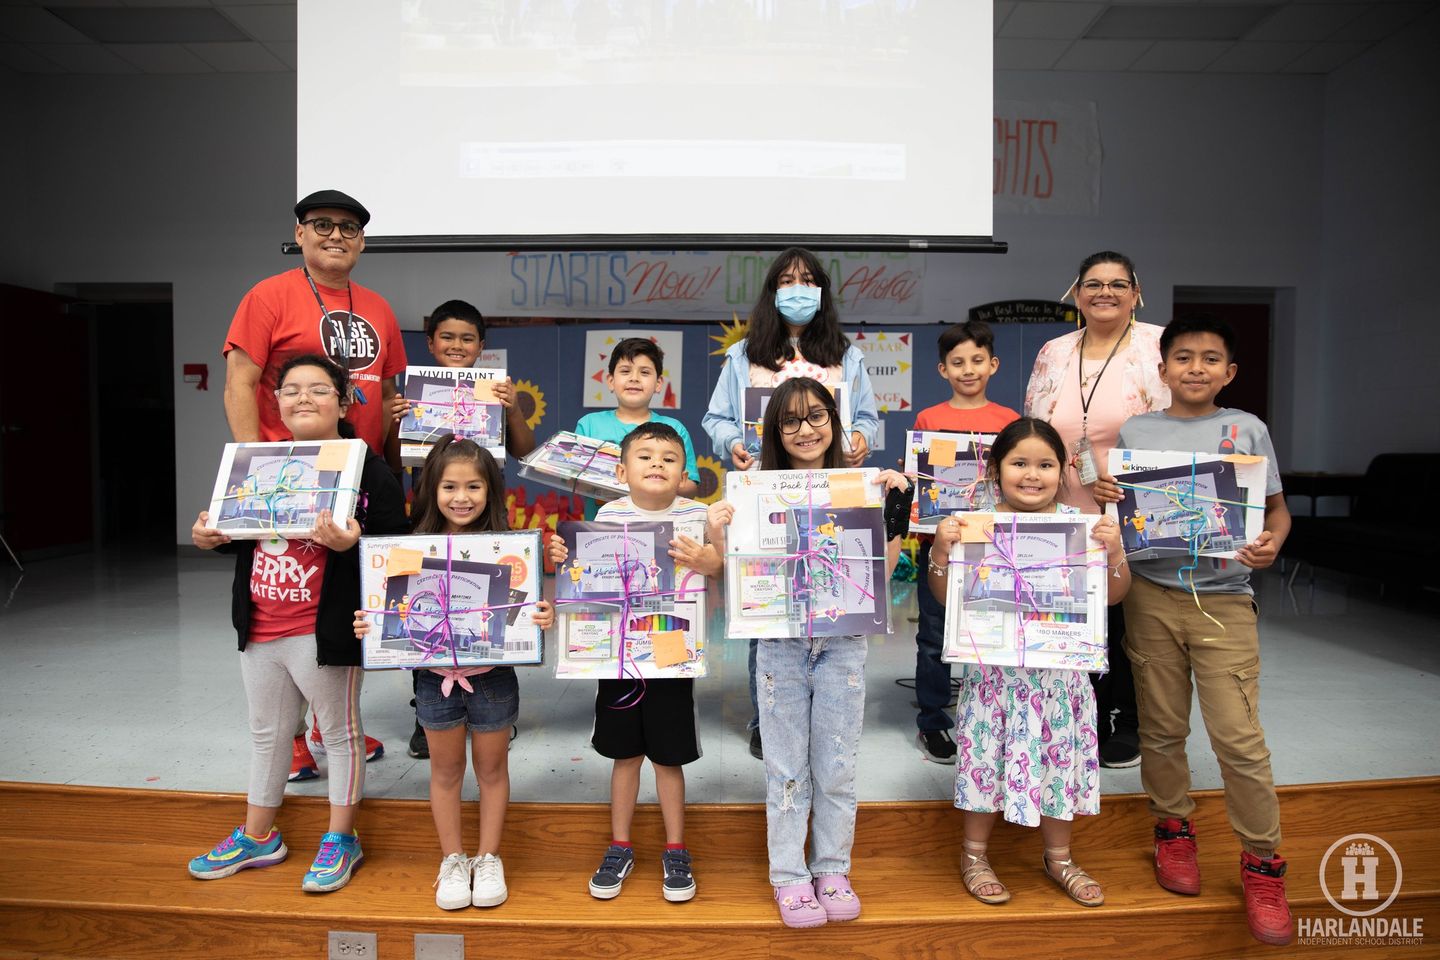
1023, 251, 1171, 772
701, 248, 881, 761
711, 377, 908, 928
188, 354, 407, 893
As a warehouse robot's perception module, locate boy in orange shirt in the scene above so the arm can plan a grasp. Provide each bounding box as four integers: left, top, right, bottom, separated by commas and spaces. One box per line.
911, 321, 1019, 761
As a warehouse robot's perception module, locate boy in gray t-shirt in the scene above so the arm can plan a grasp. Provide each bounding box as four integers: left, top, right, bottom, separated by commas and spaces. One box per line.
1094, 315, 1294, 946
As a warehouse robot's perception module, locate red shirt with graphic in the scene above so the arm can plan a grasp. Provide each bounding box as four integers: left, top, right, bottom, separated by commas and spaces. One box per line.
223, 267, 407, 453
247, 536, 330, 643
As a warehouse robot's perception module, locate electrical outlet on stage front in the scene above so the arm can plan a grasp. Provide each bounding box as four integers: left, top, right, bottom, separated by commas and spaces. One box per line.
329, 930, 376, 959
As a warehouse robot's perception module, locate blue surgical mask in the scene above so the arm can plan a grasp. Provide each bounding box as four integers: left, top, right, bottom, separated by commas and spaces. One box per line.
775, 284, 821, 325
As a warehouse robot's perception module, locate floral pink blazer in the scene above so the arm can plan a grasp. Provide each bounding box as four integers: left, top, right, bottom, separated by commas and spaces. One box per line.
1024, 321, 1171, 421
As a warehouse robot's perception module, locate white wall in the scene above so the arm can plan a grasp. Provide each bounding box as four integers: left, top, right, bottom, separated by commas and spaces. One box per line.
1318, 9, 1440, 472
0, 63, 1372, 543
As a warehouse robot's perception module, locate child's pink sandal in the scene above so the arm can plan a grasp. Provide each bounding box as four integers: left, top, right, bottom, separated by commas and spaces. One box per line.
774, 883, 828, 928
813, 875, 861, 921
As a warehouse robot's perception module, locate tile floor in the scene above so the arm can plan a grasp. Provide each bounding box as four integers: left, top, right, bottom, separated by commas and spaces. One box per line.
0, 551, 1435, 805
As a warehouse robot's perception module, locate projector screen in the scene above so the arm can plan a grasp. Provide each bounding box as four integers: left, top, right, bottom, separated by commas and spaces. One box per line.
297, 1, 992, 248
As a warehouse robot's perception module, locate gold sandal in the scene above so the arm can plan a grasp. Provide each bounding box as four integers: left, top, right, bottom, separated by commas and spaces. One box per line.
961, 850, 1012, 905
1043, 853, 1105, 907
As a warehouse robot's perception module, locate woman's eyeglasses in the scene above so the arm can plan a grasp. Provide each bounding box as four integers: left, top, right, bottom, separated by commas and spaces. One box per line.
779, 409, 831, 434
1079, 279, 1133, 294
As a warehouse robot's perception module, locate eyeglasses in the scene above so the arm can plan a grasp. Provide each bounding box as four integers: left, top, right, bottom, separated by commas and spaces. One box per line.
779, 409, 831, 434
301, 217, 362, 239
1079, 278, 1134, 294
276, 384, 339, 399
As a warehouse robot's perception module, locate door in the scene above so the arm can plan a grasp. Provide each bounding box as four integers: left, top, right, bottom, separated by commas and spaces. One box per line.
0, 283, 94, 554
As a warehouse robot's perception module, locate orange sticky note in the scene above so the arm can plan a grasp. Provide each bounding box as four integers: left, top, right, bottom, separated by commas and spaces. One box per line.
959, 515, 996, 543
472, 379, 498, 402
315, 441, 352, 472
386, 547, 425, 577
928, 438, 957, 468
1223, 454, 1265, 464
829, 472, 866, 508
649, 630, 689, 668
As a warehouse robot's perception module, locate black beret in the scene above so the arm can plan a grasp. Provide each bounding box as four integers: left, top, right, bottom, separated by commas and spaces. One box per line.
294, 189, 371, 227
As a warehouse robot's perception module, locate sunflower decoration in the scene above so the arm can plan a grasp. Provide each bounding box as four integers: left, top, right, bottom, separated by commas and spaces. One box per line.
694, 455, 727, 505
709, 312, 748, 357
512, 379, 547, 430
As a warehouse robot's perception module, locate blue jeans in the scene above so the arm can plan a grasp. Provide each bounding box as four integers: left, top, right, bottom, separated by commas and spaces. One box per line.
755, 636, 867, 886
915, 573, 954, 732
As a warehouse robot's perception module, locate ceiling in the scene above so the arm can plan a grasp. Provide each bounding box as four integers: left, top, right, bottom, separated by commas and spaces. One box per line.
0, 0, 1428, 76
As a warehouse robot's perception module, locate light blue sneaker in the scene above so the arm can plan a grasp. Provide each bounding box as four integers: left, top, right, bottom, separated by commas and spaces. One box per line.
188, 826, 287, 880
302, 832, 364, 893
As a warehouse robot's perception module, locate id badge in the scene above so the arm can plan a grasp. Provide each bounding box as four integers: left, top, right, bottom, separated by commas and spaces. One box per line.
1072, 436, 1098, 485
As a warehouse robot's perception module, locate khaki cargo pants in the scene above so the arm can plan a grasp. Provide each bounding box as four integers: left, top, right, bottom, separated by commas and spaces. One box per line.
1122, 575, 1281, 855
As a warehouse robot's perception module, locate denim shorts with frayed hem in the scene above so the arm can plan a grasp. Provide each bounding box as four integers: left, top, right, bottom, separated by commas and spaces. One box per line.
416, 666, 519, 733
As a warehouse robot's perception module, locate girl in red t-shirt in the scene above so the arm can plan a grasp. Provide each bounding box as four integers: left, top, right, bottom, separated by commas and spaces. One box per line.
188, 354, 406, 894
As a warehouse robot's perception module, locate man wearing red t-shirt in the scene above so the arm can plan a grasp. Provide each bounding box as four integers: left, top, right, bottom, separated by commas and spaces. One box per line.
221, 189, 404, 776
223, 190, 407, 455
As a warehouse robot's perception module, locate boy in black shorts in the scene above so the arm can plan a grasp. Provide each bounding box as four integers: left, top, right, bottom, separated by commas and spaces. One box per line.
547, 422, 724, 902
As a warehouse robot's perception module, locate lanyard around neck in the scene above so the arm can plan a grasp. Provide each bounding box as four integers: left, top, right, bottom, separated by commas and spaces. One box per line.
302, 267, 353, 365
1076, 320, 1130, 432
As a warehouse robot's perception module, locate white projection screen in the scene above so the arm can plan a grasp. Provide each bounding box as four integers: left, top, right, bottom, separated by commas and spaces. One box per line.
297, 1, 993, 250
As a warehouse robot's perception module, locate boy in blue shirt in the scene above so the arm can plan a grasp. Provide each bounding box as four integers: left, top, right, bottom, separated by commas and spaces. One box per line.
1095, 315, 1293, 946
575, 337, 700, 519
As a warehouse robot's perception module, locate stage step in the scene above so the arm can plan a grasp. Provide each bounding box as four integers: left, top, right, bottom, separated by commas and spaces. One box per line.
1, 778, 1436, 959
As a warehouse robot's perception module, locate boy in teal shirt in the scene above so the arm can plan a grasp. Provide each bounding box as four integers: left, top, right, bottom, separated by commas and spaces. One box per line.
575, 337, 700, 519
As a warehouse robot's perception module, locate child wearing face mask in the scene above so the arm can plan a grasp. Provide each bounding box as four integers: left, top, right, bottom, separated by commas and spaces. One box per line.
701, 247, 881, 760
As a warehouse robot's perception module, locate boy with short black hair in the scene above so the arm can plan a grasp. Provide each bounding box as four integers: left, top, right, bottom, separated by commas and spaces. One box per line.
390, 298, 537, 459
575, 337, 701, 519
547, 421, 724, 903
909, 320, 1020, 762
1096, 313, 1294, 946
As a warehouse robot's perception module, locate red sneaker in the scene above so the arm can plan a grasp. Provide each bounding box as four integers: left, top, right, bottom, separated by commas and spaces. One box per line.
289, 735, 319, 782
1154, 818, 1201, 895
1241, 851, 1293, 946
307, 715, 384, 763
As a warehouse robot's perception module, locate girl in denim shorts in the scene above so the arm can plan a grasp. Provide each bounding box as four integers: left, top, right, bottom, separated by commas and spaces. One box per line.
356, 436, 553, 910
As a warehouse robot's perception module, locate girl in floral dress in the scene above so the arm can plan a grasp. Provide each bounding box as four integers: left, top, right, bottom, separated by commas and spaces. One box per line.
926, 418, 1130, 907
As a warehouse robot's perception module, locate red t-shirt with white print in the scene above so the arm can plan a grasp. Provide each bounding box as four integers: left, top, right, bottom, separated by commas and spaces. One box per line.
247, 535, 329, 643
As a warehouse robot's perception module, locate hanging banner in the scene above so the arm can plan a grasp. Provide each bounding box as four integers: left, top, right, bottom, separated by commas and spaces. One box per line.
993, 100, 1102, 216
850, 329, 913, 413
969, 300, 1079, 325
502, 250, 924, 319
582, 329, 686, 409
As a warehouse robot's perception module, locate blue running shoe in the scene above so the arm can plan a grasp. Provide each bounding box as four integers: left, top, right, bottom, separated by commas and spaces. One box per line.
188, 826, 287, 880
302, 832, 364, 892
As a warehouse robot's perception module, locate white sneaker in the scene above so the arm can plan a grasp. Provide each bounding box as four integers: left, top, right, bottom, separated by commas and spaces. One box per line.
472, 852, 508, 907
434, 852, 472, 910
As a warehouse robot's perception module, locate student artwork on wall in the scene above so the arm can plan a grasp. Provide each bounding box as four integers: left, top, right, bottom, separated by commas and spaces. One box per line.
360, 531, 545, 669
554, 519, 707, 679
398, 365, 506, 466
517, 431, 627, 500
905, 431, 997, 530
724, 468, 889, 639
1106, 449, 1267, 561
941, 512, 1107, 673
582, 329, 685, 408
207, 439, 367, 540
